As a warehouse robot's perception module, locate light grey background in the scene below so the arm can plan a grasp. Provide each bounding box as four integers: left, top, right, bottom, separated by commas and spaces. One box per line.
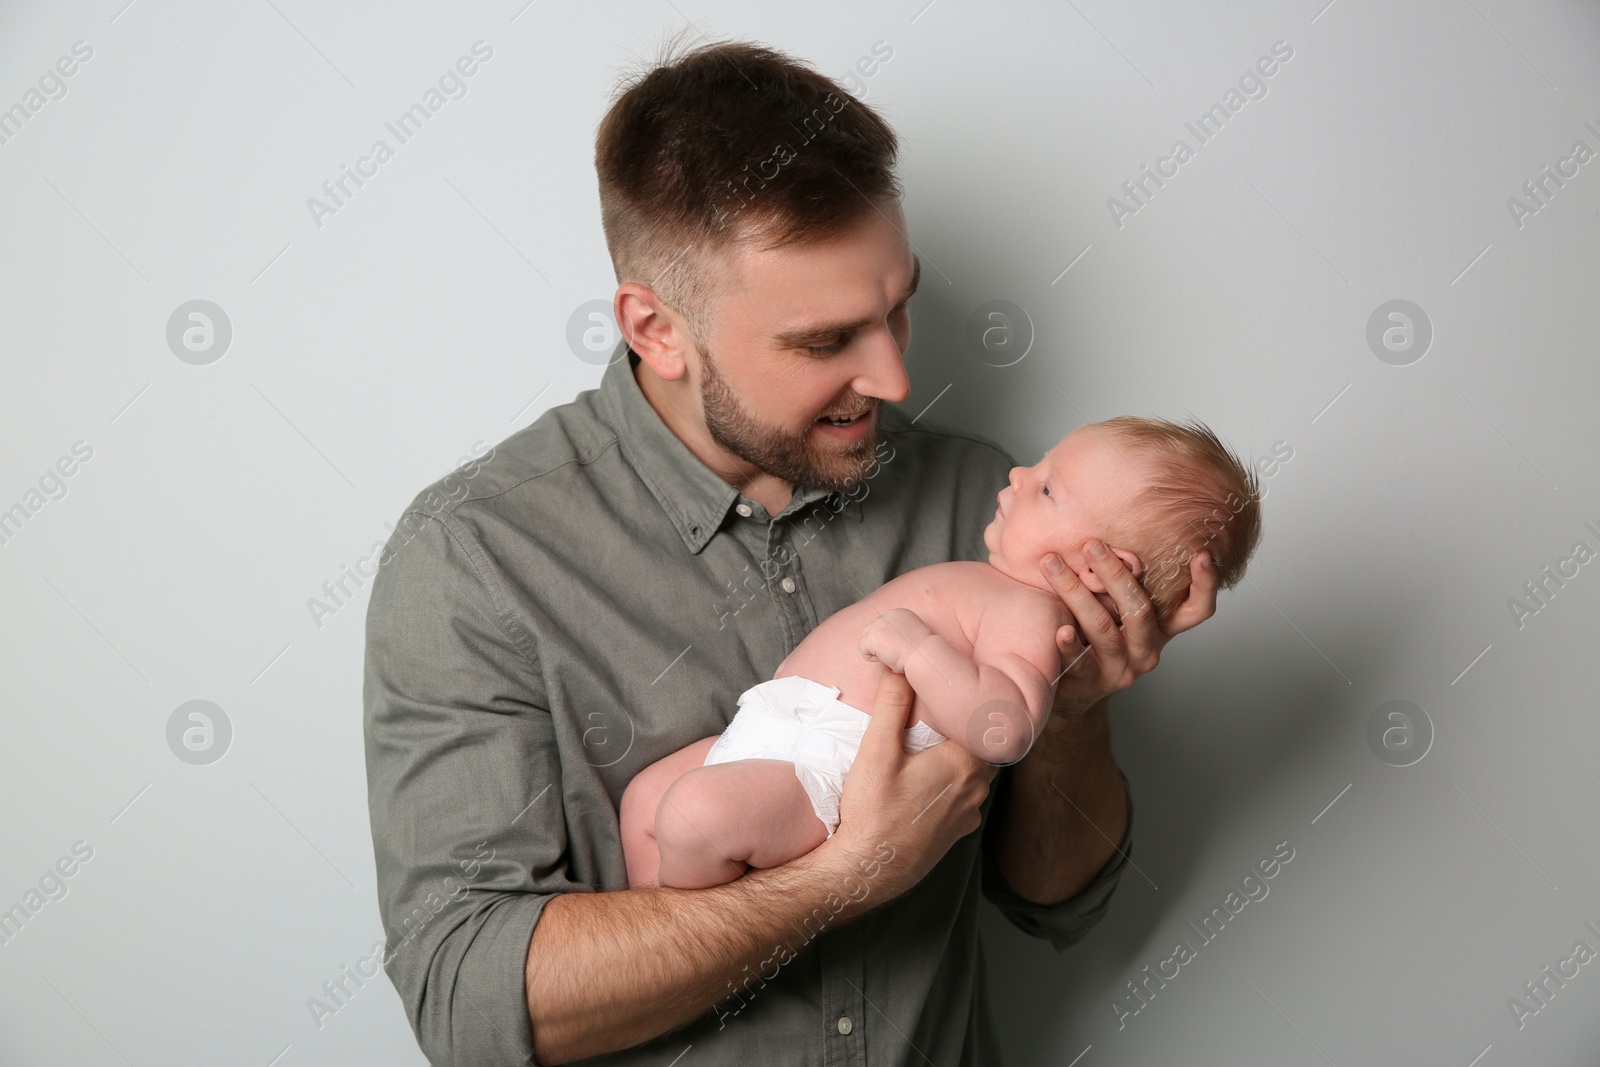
2, 0, 1597, 1064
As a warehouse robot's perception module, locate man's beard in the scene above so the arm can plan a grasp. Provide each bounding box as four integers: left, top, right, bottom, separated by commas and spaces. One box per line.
698, 340, 879, 493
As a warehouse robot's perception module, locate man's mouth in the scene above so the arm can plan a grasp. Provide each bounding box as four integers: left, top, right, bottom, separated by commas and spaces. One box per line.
816, 407, 872, 426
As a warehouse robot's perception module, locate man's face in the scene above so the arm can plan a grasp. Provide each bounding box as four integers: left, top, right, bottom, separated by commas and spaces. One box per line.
690, 200, 918, 492
984, 427, 1148, 592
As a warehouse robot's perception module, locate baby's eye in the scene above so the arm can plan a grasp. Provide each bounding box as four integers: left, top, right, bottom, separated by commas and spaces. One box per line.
1042, 484, 1051, 497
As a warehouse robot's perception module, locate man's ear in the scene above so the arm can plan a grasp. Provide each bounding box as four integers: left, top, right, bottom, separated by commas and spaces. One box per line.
615, 282, 691, 381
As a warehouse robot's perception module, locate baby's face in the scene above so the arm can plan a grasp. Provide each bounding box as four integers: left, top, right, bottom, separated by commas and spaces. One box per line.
983, 426, 1149, 595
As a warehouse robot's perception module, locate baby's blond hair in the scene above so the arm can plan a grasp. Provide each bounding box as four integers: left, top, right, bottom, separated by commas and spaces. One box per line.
1092, 416, 1264, 626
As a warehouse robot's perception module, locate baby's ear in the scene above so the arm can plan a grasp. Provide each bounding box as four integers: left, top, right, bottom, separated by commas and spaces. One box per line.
1072, 545, 1142, 592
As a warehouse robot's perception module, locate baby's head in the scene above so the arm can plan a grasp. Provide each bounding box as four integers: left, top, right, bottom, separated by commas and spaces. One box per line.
982, 416, 1263, 626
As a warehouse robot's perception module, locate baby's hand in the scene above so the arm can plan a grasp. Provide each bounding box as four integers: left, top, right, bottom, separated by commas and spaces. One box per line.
858, 608, 932, 674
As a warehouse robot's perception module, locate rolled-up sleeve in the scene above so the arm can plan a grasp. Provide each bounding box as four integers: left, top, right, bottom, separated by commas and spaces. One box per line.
363, 509, 583, 1065
980, 768, 1135, 952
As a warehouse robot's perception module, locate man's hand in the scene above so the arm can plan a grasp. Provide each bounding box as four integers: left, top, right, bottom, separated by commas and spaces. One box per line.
1041, 541, 1217, 719
823, 671, 997, 907
857, 607, 933, 675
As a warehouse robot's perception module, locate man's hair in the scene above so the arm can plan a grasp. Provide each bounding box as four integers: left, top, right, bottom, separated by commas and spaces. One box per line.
1096, 416, 1265, 626
594, 31, 902, 344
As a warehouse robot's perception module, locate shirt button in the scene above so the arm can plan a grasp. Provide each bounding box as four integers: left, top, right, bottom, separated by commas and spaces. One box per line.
836, 1015, 853, 1035
735, 503, 753, 517
780, 576, 797, 594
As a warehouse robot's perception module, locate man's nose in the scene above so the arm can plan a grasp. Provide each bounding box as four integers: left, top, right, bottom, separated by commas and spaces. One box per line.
852, 331, 911, 404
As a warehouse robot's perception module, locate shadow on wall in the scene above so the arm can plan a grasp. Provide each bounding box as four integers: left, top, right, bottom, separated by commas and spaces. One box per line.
977, 632, 1369, 1064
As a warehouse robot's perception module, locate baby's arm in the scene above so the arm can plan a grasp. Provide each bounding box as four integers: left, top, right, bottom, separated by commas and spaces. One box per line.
858, 593, 1063, 763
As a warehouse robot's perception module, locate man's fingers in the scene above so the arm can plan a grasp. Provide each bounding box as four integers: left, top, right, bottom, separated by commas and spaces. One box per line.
1054, 624, 1084, 664
859, 669, 915, 760
1056, 627, 1096, 679
1055, 623, 1095, 664
1036, 556, 1113, 639
1163, 551, 1219, 637
1039, 553, 1118, 656
1083, 541, 1153, 631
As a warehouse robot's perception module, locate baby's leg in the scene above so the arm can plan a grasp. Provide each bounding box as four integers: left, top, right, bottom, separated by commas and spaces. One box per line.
654, 758, 828, 889
620, 736, 720, 889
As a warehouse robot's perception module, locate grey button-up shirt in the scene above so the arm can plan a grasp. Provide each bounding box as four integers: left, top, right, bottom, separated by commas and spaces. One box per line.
363, 343, 1134, 1066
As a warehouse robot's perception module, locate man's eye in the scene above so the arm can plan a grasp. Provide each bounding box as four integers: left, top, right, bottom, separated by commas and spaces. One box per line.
806, 338, 847, 355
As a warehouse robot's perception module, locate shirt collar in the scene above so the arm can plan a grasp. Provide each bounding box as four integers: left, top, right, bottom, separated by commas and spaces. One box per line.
596, 342, 862, 554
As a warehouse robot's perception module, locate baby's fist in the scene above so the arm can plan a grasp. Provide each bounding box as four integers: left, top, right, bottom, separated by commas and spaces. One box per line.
857, 608, 931, 673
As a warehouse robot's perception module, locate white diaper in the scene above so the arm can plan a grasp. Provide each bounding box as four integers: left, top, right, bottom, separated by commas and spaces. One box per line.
702, 675, 947, 839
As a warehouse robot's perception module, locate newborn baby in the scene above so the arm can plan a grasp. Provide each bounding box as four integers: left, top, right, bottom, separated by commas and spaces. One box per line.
620, 415, 1262, 889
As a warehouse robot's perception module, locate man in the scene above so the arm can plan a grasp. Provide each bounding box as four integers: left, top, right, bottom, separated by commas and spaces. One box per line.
363, 36, 1215, 1066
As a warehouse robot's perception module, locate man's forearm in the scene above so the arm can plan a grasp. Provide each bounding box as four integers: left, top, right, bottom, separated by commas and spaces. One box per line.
525, 845, 882, 1064
991, 696, 1128, 905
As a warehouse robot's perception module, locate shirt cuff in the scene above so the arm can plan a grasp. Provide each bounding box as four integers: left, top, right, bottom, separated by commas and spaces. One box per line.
980, 769, 1134, 952
399, 890, 553, 1066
